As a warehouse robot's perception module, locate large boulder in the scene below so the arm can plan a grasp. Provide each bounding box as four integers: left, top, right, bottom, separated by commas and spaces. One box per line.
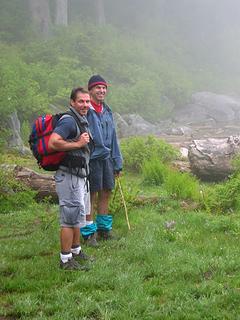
174, 92, 240, 125
114, 113, 193, 138
114, 113, 162, 138
188, 136, 240, 181
113, 113, 130, 138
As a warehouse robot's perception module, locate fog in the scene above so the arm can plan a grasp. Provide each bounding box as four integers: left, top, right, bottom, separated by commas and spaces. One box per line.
1, 0, 240, 129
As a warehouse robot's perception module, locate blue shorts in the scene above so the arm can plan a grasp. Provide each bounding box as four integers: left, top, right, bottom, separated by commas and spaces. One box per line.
89, 158, 115, 193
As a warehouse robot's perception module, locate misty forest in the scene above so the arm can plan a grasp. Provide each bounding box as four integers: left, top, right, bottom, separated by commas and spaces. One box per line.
2, 1, 240, 319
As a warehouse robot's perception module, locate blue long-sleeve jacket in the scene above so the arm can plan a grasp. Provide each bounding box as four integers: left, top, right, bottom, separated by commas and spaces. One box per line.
87, 103, 123, 172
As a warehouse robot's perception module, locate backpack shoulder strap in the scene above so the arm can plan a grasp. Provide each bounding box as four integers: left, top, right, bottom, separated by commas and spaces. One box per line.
66, 107, 93, 140
66, 109, 85, 131
62, 107, 95, 152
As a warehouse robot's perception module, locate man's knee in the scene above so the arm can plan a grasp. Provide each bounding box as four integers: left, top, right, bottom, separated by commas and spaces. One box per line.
60, 205, 86, 228
99, 189, 112, 201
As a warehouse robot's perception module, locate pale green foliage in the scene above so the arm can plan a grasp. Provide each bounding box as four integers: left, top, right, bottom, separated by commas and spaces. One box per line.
0, 0, 31, 42
121, 136, 179, 173
202, 173, 240, 214
0, 129, 8, 155
0, 168, 36, 214
0, 46, 48, 123
1, 0, 240, 129
142, 158, 169, 186
0, 21, 195, 128
142, 157, 200, 201
21, 120, 31, 145
231, 154, 240, 173
109, 176, 139, 215
164, 169, 200, 201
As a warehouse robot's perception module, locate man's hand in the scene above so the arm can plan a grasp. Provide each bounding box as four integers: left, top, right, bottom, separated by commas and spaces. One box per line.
76, 132, 90, 148
114, 170, 122, 177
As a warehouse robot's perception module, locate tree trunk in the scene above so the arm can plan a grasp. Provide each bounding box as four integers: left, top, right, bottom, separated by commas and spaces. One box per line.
188, 136, 240, 181
96, 0, 106, 26
55, 0, 68, 26
28, 0, 51, 36
8, 112, 31, 155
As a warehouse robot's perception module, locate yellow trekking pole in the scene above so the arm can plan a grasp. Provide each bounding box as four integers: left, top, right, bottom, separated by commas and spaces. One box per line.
116, 176, 131, 231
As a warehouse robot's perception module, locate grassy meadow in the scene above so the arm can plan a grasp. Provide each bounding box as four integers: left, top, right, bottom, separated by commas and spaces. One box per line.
1, 191, 240, 319
1, 138, 240, 319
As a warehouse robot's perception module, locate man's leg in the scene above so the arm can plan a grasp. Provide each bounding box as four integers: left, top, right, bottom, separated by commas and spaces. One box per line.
88, 191, 98, 220
98, 189, 112, 214
60, 226, 90, 270
72, 227, 80, 247
56, 171, 90, 270
96, 189, 116, 240
80, 192, 98, 246
60, 227, 73, 263
55, 170, 75, 267
60, 227, 75, 267
60, 227, 74, 253
80, 160, 100, 244
96, 158, 115, 240
71, 226, 94, 262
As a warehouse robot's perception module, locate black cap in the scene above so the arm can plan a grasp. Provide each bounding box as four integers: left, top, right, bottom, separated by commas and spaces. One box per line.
88, 75, 108, 90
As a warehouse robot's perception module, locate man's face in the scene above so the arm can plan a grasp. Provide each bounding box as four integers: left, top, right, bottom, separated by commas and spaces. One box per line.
71, 92, 90, 116
90, 85, 107, 104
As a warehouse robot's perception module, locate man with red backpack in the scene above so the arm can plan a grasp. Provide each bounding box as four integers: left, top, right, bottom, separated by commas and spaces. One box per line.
48, 87, 93, 270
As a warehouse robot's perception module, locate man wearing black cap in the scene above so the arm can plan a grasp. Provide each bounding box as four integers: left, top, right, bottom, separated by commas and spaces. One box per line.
80, 75, 123, 246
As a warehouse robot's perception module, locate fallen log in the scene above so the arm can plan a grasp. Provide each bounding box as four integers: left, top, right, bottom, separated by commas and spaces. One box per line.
12, 165, 58, 202
10, 166, 163, 204
188, 136, 240, 181
7, 165, 160, 205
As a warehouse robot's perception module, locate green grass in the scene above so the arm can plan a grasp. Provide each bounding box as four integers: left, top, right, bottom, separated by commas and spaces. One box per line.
0, 152, 240, 320
1, 196, 240, 319
0, 149, 53, 174
1, 152, 240, 319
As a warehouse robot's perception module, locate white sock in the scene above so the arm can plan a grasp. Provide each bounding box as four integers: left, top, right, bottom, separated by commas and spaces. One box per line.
86, 221, 93, 225
60, 252, 72, 263
71, 246, 81, 255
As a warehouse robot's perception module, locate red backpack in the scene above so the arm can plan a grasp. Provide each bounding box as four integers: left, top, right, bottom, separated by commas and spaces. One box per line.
29, 113, 66, 171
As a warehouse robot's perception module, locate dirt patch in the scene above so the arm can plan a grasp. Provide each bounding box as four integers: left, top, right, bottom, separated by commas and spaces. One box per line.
203, 270, 213, 280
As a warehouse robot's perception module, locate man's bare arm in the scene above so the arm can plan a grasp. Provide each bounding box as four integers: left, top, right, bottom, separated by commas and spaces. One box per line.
48, 132, 89, 152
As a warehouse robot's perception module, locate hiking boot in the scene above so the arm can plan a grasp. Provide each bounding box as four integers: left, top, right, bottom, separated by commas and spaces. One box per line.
97, 230, 118, 241
72, 250, 95, 262
83, 233, 99, 247
60, 258, 90, 271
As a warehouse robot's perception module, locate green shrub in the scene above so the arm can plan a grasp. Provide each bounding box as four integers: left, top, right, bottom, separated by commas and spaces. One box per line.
232, 154, 240, 173
121, 136, 179, 173
109, 176, 139, 215
202, 173, 240, 214
142, 156, 200, 201
164, 170, 200, 201
21, 120, 31, 145
142, 158, 169, 186
0, 168, 36, 214
0, 129, 9, 161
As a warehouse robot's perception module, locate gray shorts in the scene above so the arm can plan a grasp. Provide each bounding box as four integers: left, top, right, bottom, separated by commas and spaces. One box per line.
54, 169, 90, 228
